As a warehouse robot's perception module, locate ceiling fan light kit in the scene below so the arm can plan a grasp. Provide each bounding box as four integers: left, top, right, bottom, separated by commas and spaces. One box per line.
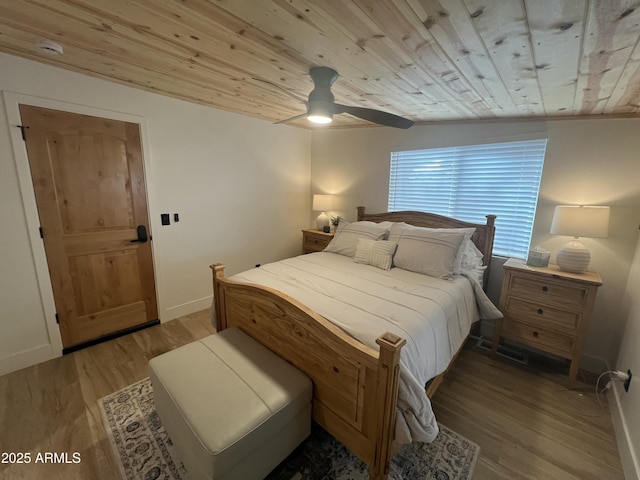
307, 101, 334, 124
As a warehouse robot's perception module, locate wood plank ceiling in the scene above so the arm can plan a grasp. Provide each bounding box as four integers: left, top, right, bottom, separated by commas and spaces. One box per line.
1, 0, 640, 128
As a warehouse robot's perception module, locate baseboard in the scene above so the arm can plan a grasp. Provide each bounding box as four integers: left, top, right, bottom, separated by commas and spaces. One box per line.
611, 384, 640, 480
0, 344, 58, 377
162, 296, 213, 322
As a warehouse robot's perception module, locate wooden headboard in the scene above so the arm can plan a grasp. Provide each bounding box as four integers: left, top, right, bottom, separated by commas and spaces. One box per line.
357, 206, 496, 286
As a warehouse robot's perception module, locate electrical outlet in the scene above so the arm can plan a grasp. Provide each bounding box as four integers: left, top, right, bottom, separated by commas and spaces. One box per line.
624, 369, 632, 392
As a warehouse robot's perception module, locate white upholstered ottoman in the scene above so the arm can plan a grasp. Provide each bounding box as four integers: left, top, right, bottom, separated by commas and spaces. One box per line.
149, 327, 312, 480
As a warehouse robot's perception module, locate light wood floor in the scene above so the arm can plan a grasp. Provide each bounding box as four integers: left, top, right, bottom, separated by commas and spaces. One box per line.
0, 310, 624, 479
431, 344, 624, 479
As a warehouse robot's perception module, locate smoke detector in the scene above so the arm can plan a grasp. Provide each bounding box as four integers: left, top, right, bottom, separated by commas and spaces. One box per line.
37, 39, 64, 55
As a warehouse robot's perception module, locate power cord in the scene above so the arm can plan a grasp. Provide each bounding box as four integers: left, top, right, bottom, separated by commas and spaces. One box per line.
595, 370, 630, 406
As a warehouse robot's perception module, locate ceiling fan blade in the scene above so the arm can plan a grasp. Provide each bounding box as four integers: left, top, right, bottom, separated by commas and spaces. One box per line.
334, 104, 414, 129
274, 112, 308, 125
252, 77, 308, 105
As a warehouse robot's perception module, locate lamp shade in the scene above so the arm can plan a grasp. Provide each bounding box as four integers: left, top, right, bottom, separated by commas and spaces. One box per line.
312, 194, 334, 211
550, 206, 610, 238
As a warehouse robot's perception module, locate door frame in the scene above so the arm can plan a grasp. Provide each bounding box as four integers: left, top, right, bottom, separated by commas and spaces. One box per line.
3, 91, 159, 369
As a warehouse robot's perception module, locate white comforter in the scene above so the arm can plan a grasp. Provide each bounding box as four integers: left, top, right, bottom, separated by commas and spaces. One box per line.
219, 252, 501, 443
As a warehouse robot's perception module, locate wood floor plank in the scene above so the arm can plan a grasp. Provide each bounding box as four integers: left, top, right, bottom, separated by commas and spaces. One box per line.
0, 310, 624, 479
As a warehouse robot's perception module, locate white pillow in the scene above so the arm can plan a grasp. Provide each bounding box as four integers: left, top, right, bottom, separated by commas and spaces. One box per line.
324, 220, 392, 257
353, 239, 397, 270
458, 240, 486, 285
389, 223, 466, 279
460, 239, 484, 270
389, 223, 481, 274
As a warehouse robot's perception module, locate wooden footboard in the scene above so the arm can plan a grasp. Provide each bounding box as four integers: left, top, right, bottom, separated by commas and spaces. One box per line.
211, 263, 405, 480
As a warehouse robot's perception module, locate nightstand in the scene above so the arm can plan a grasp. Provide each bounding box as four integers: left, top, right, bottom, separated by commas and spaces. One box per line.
492, 258, 602, 387
302, 229, 334, 254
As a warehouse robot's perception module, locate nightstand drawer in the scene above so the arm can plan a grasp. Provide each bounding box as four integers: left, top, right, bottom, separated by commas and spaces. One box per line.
508, 274, 588, 308
503, 297, 580, 335
501, 320, 575, 358
304, 238, 328, 252
302, 229, 334, 254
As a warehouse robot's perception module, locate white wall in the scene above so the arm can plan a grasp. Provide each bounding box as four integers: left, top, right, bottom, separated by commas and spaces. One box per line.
310, 118, 640, 370
0, 53, 311, 374
613, 233, 640, 479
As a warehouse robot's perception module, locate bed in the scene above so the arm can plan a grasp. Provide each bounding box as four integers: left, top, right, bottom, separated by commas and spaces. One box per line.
210, 207, 499, 480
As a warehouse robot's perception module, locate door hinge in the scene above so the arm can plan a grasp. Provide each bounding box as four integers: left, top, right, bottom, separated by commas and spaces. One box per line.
39, 227, 43, 239
55, 313, 59, 324
16, 125, 30, 141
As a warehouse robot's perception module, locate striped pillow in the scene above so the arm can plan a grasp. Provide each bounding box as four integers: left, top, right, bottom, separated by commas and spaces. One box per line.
353, 239, 397, 270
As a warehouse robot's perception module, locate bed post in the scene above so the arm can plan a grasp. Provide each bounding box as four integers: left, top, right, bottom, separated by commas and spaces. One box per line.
371, 332, 406, 480
210, 263, 228, 331
482, 214, 496, 287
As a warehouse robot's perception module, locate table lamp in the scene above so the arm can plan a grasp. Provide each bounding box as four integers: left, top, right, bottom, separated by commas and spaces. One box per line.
312, 194, 334, 230
550, 205, 610, 273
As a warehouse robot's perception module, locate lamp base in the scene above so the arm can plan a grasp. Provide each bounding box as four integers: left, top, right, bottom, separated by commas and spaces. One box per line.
556, 239, 590, 273
316, 211, 330, 230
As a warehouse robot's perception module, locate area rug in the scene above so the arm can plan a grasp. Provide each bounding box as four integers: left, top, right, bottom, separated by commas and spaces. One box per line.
99, 377, 479, 480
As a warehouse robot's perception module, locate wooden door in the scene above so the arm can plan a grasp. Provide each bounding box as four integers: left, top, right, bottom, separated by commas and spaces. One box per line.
19, 105, 158, 351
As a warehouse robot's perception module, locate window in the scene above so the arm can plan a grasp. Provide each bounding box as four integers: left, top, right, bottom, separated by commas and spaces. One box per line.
388, 139, 547, 258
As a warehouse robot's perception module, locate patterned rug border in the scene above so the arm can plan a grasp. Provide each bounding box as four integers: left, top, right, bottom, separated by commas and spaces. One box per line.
99, 378, 187, 480
99, 377, 480, 480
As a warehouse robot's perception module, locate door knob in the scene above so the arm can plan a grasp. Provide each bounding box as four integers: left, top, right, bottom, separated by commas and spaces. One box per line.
130, 225, 148, 243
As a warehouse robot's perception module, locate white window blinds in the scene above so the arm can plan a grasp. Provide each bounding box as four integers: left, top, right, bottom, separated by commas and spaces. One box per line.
388, 139, 547, 258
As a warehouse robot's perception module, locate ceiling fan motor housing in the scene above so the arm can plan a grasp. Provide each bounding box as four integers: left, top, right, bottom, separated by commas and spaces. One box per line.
309, 68, 338, 102
309, 67, 339, 90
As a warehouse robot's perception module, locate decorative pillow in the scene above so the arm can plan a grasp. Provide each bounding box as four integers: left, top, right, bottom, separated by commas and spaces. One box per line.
353, 239, 397, 270
389, 223, 466, 279
324, 220, 392, 257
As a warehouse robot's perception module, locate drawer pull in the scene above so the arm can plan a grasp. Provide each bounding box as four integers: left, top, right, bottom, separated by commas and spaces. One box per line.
542, 286, 548, 292
537, 308, 544, 315
533, 331, 539, 338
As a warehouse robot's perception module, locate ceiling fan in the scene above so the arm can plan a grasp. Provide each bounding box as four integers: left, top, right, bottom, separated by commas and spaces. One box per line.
257, 67, 415, 129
